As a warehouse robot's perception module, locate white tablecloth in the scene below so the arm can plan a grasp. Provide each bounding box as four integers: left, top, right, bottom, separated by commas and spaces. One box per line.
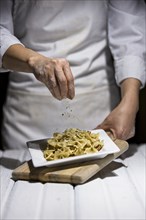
0, 143, 145, 220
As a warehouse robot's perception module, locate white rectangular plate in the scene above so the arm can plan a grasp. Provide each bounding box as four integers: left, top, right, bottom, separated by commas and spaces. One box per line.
27, 129, 120, 168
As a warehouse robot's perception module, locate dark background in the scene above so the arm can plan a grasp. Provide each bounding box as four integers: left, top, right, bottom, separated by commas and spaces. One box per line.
0, 1, 146, 147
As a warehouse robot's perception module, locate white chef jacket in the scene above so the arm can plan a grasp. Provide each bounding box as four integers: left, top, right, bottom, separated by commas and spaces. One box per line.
0, 0, 146, 149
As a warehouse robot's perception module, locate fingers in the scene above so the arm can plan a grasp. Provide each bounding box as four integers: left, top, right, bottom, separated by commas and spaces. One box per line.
45, 58, 75, 100
31, 56, 75, 100
97, 123, 135, 141
95, 97, 137, 141
54, 59, 75, 99
62, 61, 75, 99
97, 124, 117, 141
55, 67, 68, 99
45, 71, 62, 100
124, 126, 135, 140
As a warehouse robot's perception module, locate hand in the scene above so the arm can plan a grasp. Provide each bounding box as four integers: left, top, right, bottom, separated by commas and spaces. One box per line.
28, 55, 75, 100
96, 78, 140, 140
96, 101, 136, 140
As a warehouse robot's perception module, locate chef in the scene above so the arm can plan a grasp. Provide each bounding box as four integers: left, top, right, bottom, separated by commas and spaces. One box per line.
0, 0, 145, 149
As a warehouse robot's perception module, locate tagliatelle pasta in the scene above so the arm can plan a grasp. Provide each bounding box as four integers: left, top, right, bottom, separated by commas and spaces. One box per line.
42, 128, 104, 161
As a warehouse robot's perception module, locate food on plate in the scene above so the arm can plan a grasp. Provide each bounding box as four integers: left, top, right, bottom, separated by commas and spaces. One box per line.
42, 128, 104, 161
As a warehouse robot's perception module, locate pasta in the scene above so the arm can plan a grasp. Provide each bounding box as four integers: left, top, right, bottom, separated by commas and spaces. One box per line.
42, 128, 104, 161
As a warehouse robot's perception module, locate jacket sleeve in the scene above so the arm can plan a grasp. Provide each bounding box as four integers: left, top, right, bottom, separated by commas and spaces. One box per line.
0, 0, 24, 71
108, 0, 146, 87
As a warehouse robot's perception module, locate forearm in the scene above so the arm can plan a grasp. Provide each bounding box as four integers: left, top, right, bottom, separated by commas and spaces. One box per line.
120, 78, 141, 114
2, 44, 41, 72
2, 43, 75, 100
96, 78, 141, 140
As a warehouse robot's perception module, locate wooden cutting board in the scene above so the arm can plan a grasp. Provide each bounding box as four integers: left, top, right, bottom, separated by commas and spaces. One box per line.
12, 139, 129, 184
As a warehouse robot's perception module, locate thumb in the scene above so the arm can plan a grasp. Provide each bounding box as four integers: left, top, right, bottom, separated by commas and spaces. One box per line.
95, 124, 117, 141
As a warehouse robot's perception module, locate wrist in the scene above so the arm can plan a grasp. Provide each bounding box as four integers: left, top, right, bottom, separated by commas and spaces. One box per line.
2, 44, 41, 72
27, 53, 45, 72
121, 78, 141, 97
120, 78, 140, 113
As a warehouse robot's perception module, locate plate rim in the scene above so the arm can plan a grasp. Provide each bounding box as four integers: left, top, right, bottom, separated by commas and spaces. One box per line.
27, 129, 120, 167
